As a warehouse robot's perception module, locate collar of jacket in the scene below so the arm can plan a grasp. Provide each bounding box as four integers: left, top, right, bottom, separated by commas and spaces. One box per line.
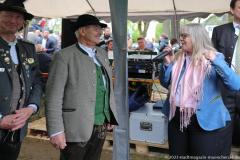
0, 37, 11, 49
75, 43, 88, 56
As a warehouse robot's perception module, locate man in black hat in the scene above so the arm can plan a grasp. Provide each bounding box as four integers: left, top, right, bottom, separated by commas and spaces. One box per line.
45, 14, 118, 160
0, 0, 42, 159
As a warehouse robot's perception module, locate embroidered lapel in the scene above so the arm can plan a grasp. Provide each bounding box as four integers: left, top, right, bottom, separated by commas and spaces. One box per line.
0, 39, 13, 80
17, 41, 31, 78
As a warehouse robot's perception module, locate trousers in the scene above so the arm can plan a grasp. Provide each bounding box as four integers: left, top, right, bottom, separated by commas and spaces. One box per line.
0, 130, 21, 160
60, 125, 107, 160
168, 108, 233, 160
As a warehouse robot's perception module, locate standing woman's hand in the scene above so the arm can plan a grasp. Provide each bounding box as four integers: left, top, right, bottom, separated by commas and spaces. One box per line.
204, 50, 216, 61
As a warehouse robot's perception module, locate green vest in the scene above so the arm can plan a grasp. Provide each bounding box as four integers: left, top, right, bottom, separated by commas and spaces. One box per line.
94, 65, 110, 125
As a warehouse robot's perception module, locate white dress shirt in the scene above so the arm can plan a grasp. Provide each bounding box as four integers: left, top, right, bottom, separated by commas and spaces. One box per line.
41, 38, 47, 48
8, 40, 19, 64
232, 21, 240, 71
79, 43, 101, 66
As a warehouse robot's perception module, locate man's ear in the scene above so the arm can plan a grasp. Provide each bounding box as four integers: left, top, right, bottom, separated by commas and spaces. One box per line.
18, 20, 28, 32
79, 27, 86, 36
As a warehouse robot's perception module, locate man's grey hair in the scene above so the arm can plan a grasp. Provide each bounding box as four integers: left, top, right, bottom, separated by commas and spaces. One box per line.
75, 29, 80, 40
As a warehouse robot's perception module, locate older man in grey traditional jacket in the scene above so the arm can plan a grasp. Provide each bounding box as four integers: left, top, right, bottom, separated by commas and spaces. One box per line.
45, 14, 118, 160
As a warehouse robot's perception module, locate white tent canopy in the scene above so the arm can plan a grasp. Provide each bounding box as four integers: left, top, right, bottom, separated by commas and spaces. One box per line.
25, 0, 230, 38
25, 0, 230, 19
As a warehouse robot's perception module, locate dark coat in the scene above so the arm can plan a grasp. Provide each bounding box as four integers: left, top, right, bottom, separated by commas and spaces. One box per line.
36, 53, 52, 73
212, 23, 238, 65
0, 37, 42, 141
212, 22, 240, 145
37, 37, 56, 54
212, 22, 240, 115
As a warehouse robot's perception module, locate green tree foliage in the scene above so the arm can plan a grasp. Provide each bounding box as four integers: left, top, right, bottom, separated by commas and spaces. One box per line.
128, 20, 164, 43
137, 21, 149, 37
155, 22, 163, 41
203, 13, 232, 26
127, 21, 141, 42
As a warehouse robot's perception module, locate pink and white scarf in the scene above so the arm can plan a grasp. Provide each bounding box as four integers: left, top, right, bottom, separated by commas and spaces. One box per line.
169, 52, 210, 131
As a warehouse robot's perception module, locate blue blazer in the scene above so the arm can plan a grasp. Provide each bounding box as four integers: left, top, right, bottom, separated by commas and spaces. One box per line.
37, 37, 56, 54
160, 53, 240, 131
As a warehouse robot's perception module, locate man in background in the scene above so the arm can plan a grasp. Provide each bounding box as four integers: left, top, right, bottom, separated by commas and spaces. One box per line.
37, 30, 56, 55
135, 37, 152, 51
106, 38, 113, 65
212, 0, 240, 146
98, 26, 112, 50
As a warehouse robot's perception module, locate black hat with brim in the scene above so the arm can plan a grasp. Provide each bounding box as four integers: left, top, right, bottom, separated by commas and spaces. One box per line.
73, 14, 107, 31
0, 0, 34, 20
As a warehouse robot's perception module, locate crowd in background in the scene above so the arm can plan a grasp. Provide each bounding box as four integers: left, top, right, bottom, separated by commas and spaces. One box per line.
22, 17, 183, 61
97, 26, 180, 55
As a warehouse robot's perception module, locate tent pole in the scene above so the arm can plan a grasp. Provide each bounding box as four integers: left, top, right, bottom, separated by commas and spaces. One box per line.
172, 0, 178, 38
23, 22, 29, 40
109, 0, 129, 160
86, 0, 96, 16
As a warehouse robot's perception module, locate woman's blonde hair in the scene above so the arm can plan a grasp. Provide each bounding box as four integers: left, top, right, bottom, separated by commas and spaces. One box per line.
180, 23, 216, 63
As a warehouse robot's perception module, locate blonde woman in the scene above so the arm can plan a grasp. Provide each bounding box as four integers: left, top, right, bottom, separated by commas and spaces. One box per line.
160, 23, 240, 159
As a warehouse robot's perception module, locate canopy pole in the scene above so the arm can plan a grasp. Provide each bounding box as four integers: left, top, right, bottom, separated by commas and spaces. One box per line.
86, 0, 96, 16
109, 0, 129, 160
172, 0, 178, 38
23, 22, 29, 40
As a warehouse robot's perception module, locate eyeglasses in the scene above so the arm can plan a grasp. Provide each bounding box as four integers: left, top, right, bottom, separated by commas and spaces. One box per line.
180, 33, 190, 39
